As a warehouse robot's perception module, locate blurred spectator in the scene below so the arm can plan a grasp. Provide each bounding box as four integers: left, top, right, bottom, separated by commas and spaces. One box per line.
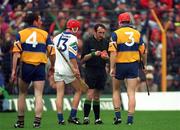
1, 31, 12, 93
80, 2, 91, 19
0, 15, 9, 37
49, 11, 66, 35
146, 65, 155, 73
138, 73, 158, 92
173, 75, 180, 91
166, 74, 175, 91
133, 14, 142, 32
148, 28, 162, 64
115, 1, 128, 13
0, 86, 14, 112
0, 66, 5, 87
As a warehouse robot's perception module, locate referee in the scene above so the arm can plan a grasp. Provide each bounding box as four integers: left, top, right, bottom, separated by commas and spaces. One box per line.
81, 24, 109, 125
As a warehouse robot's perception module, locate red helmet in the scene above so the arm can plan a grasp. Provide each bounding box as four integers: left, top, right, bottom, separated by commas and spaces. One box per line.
118, 12, 131, 23
66, 19, 80, 29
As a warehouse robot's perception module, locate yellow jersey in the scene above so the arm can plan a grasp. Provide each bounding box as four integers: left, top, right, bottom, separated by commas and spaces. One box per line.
108, 26, 145, 63
12, 26, 55, 65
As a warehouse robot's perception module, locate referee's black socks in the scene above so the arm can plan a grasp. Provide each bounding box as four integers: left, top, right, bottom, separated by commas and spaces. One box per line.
84, 99, 91, 118
93, 100, 100, 120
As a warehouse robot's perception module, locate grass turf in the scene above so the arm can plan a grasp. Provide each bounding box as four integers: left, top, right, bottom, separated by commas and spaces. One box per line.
0, 110, 180, 130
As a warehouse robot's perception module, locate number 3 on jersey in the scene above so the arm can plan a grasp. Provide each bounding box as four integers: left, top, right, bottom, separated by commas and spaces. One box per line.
26, 31, 38, 48
125, 32, 135, 47
57, 35, 68, 52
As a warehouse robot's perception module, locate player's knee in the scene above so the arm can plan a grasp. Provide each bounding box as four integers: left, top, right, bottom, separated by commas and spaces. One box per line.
87, 93, 94, 100
94, 95, 100, 100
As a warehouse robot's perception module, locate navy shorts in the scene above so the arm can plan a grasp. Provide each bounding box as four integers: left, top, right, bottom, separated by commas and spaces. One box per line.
84, 68, 106, 90
19, 62, 46, 83
115, 61, 139, 80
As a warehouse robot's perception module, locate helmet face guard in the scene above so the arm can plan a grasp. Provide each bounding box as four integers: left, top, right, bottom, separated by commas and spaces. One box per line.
118, 12, 131, 24
66, 19, 80, 33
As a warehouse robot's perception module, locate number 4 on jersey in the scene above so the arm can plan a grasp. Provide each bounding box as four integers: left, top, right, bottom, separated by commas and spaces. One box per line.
26, 31, 38, 48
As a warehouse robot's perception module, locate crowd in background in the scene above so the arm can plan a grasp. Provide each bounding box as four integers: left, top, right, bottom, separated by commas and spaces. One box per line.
0, 0, 180, 95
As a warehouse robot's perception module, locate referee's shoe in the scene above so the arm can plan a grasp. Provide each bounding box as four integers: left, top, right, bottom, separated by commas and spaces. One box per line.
94, 118, 103, 125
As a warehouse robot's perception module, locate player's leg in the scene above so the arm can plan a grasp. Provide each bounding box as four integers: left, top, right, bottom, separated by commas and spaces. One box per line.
125, 61, 139, 125
112, 77, 122, 124
32, 63, 46, 128
93, 89, 103, 124
68, 78, 82, 124
83, 89, 94, 124
126, 78, 138, 125
55, 81, 65, 125
33, 80, 45, 128
14, 78, 29, 128
83, 75, 96, 124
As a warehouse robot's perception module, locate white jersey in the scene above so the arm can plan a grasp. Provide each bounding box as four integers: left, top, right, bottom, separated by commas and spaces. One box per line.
53, 31, 78, 76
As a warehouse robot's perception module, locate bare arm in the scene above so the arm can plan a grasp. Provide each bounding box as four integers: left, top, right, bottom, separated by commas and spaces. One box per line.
110, 51, 117, 77
11, 52, 20, 82
49, 54, 55, 68
70, 58, 80, 78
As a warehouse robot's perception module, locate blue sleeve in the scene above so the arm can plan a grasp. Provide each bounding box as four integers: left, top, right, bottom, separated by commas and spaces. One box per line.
139, 36, 144, 45
15, 33, 20, 41
111, 32, 117, 42
46, 35, 53, 45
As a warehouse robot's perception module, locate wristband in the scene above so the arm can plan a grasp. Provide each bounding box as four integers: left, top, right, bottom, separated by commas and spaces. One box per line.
91, 52, 96, 56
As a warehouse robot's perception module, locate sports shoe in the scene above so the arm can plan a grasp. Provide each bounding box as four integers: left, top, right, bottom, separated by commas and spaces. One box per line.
127, 121, 133, 125
113, 117, 122, 125
68, 117, 81, 125
58, 120, 65, 125
83, 117, 90, 125
33, 122, 41, 128
127, 116, 133, 125
94, 118, 103, 125
14, 121, 24, 128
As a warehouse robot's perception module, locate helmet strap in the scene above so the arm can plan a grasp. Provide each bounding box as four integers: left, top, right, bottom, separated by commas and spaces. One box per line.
72, 27, 79, 33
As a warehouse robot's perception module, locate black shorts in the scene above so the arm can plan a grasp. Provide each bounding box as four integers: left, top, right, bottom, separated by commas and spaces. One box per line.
84, 68, 107, 90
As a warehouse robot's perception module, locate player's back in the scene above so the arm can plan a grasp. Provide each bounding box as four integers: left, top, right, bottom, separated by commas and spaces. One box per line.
114, 26, 142, 63
53, 31, 78, 75
18, 27, 49, 65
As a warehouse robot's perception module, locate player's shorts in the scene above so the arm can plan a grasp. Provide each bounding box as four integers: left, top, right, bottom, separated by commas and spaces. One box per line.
54, 72, 75, 84
19, 62, 45, 83
84, 67, 106, 90
115, 61, 139, 80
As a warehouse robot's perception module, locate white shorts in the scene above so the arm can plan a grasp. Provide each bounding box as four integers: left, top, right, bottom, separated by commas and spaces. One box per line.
54, 72, 75, 84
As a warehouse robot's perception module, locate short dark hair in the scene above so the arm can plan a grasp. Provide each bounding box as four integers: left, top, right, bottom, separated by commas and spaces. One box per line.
24, 12, 39, 26
94, 24, 106, 32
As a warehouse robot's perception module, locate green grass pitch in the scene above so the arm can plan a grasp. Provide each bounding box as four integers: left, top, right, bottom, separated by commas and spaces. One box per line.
0, 110, 180, 130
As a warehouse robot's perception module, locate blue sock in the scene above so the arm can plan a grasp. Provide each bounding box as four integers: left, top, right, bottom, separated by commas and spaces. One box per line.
115, 111, 121, 119
114, 107, 121, 119
70, 108, 77, 118
57, 113, 64, 122
127, 115, 133, 123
